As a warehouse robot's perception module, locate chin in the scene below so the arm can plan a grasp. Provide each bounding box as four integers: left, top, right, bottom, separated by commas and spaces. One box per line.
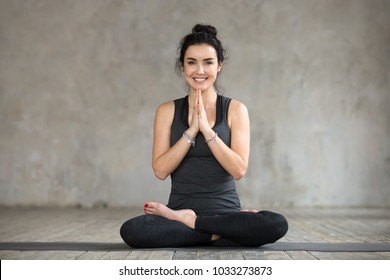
190, 84, 210, 92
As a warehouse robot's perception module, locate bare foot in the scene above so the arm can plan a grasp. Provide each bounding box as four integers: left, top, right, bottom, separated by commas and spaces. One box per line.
211, 234, 220, 241
240, 209, 258, 213
144, 202, 197, 229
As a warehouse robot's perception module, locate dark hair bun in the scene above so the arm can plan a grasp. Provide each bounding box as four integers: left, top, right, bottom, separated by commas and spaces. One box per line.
192, 24, 217, 37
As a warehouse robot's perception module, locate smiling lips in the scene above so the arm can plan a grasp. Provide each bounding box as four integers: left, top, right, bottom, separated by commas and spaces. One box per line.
193, 77, 207, 83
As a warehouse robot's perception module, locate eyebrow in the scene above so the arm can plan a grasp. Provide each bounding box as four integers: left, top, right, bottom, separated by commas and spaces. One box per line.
186, 57, 215, 61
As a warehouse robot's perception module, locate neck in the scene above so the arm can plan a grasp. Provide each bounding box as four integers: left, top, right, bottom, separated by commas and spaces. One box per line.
188, 87, 217, 106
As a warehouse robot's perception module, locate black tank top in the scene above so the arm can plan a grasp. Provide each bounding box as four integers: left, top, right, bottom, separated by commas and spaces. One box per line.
167, 94, 241, 216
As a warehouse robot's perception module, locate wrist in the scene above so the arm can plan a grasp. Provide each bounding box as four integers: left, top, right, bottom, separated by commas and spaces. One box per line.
183, 131, 195, 147
203, 129, 216, 142
186, 128, 198, 139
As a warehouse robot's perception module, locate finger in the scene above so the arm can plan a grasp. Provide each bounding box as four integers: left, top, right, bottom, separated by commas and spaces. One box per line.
198, 90, 203, 108
196, 90, 201, 114
197, 90, 205, 115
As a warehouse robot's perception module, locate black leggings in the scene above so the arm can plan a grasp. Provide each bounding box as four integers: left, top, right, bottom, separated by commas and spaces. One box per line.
120, 210, 288, 248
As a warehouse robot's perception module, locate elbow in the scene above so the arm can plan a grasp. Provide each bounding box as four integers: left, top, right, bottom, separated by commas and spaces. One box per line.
231, 156, 249, 180
233, 173, 245, 181
154, 171, 168, 180
152, 164, 169, 180
232, 168, 247, 181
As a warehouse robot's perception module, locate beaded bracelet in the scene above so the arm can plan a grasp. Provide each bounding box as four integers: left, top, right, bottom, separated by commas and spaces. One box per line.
205, 132, 218, 143
183, 131, 195, 147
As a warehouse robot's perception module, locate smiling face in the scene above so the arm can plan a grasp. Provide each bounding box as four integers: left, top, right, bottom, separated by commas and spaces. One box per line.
183, 44, 222, 92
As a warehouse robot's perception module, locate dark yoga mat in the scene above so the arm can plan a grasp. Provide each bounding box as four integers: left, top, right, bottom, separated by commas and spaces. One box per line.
1, 242, 390, 252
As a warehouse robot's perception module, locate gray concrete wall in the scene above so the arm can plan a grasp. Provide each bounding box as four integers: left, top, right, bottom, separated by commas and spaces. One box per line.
0, 0, 389, 208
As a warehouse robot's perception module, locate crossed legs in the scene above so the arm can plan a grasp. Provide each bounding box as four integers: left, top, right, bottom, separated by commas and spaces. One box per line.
120, 202, 288, 248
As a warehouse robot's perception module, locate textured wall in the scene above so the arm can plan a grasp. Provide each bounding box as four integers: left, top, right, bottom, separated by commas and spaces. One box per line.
0, 0, 389, 208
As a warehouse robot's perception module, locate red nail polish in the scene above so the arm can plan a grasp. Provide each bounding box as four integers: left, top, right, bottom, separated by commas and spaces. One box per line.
144, 203, 148, 207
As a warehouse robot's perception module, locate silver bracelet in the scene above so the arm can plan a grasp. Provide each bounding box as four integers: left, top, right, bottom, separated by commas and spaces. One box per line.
205, 132, 218, 143
183, 131, 195, 147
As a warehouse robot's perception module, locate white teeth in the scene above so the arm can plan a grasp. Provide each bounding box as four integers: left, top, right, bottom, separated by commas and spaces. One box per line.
194, 78, 206, 82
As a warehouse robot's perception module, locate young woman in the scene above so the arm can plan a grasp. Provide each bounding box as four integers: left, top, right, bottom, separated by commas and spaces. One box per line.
120, 24, 288, 248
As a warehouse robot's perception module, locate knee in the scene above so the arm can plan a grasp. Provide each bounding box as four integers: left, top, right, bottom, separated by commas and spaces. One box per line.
120, 217, 145, 248
119, 219, 135, 247
274, 212, 289, 240
257, 210, 288, 244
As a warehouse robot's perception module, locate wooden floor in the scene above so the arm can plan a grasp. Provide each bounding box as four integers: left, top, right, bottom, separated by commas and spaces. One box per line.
0, 207, 389, 260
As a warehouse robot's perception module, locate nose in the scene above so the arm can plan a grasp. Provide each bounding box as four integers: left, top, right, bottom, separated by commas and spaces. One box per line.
196, 64, 204, 74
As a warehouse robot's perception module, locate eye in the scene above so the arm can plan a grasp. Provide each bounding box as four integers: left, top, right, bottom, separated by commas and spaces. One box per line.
187, 61, 196, 65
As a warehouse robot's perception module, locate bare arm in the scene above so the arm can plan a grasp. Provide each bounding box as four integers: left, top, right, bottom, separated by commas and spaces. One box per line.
151, 101, 198, 180
152, 93, 250, 181
198, 95, 250, 180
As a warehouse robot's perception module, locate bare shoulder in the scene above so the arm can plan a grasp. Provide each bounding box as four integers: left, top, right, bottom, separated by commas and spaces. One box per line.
155, 100, 175, 121
156, 100, 174, 112
229, 99, 249, 117
227, 98, 249, 127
